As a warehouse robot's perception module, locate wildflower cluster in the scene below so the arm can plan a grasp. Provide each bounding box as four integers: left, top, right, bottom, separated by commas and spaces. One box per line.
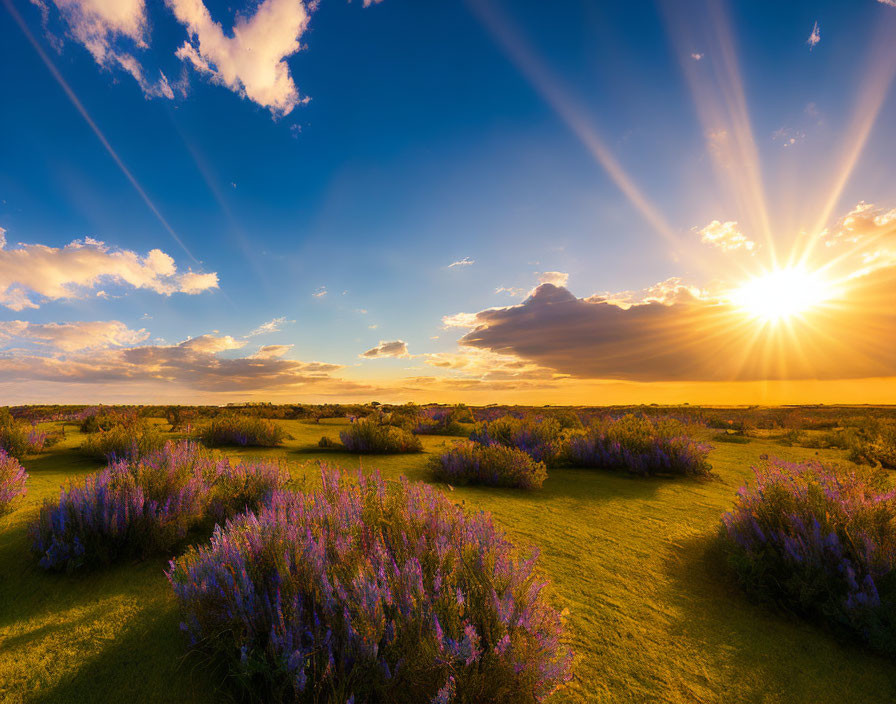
80, 419, 166, 462
340, 417, 422, 454
721, 458, 896, 654
194, 414, 286, 447
432, 440, 548, 490
168, 467, 573, 703
564, 414, 713, 477
470, 416, 564, 467
0, 450, 28, 515
31, 441, 288, 572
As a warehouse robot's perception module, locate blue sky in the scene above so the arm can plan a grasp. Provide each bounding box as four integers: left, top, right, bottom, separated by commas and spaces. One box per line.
1, 0, 896, 404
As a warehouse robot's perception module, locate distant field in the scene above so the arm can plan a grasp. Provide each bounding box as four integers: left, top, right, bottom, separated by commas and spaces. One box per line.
1, 417, 894, 703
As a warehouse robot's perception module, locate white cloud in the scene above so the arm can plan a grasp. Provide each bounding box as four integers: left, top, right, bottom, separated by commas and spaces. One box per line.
442, 312, 482, 329
0, 320, 149, 352
177, 271, 219, 294
536, 271, 569, 287
495, 286, 526, 297
0, 231, 218, 310
251, 343, 293, 359
825, 202, 896, 270
166, 0, 311, 116
312, 286, 327, 298
772, 127, 805, 148
691, 52, 704, 61
249, 316, 288, 336
807, 21, 820, 49
179, 334, 246, 354
360, 340, 410, 358
423, 347, 556, 382
591, 277, 707, 310
447, 257, 475, 268
879, 0, 896, 7
697, 220, 757, 252
37, 0, 174, 98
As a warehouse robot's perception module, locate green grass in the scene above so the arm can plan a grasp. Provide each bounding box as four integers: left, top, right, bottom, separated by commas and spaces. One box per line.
1, 418, 894, 703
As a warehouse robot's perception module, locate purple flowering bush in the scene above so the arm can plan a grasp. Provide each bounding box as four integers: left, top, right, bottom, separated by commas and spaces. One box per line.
168, 467, 573, 703
432, 441, 548, 490
31, 441, 288, 572
80, 420, 166, 462
0, 450, 28, 515
470, 416, 564, 467
340, 417, 422, 454
194, 414, 286, 447
564, 414, 713, 477
721, 458, 896, 654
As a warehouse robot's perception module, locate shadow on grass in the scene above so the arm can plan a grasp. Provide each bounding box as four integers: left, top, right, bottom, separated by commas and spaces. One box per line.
661, 532, 896, 703
20, 444, 101, 478
30, 604, 220, 704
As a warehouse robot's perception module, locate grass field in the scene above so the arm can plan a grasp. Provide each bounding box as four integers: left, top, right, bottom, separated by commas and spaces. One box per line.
1, 418, 894, 703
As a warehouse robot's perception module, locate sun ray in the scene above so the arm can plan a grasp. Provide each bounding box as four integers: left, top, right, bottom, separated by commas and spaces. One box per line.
466, 0, 682, 250
660, 0, 776, 266
4, 0, 198, 263
798, 20, 896, 268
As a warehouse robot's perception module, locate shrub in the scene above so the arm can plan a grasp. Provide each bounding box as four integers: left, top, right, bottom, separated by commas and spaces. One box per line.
31, 441, 288, 572
194, 415, 286, 447
413, 407, 466, 436
799, 428, 857, 450
0, 416, 46, 460
549, 410, 583, 431
168, 467, 573, 703
81, 420, 165, 462
470, 416, 564, 467
0, 451, 28, 515
849, 422, 896, 469
80, 408, 135, 433
340, 418, 422, 454
721, 458, 896, 655
564, 414, 712, 477
318, 436, 339, 449
451, 404, 475, 424
431, 441, 547, 490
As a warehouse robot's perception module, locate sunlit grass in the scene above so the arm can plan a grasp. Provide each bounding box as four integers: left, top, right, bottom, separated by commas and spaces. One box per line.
0, 417, 893, 703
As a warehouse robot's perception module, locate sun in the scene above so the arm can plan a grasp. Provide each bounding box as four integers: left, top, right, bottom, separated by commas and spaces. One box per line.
731, 267, 833, 324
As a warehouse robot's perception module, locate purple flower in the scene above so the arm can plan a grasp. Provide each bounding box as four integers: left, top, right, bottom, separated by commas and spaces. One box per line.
167, 466, 573, 702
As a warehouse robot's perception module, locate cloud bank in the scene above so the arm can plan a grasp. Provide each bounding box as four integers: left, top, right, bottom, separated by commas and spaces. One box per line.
0, 334, 344, 392
0, 319, 149, 352
0, 229, 218, 310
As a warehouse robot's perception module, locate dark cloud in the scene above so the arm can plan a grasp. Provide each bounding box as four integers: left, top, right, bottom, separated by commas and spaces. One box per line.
457, 272, 896, 382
